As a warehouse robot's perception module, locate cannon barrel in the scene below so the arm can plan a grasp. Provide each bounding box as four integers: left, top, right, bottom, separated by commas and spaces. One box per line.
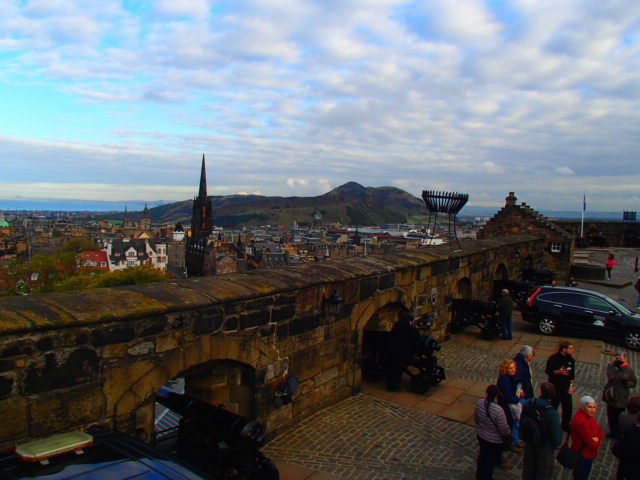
156, 387, 265, 450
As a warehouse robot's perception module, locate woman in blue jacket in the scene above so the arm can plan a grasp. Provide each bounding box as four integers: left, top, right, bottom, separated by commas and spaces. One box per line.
497, 359, 523, 451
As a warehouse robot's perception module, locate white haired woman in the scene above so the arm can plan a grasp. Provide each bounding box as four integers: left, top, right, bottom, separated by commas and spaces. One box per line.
570, 396, 604, 480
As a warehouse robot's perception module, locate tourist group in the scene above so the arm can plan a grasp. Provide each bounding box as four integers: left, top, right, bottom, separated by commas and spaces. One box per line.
474, 341, 640, 480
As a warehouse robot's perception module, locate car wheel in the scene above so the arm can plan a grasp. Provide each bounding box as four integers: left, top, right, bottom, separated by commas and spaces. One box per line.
538, 317, 557, 335
623, 330, 640, 350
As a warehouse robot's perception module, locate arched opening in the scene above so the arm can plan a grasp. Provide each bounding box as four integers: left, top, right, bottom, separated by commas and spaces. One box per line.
150, 360, 275, 479
154, 360, 257, 441
495, 264, 508, 281
182, 360, 257, 418
455, 277, 472, 299
360, 301, 445, 394
361, 302, 411, 382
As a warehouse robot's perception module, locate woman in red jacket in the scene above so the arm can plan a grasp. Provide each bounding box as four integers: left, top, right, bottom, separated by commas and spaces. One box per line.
570, 395, 604, 480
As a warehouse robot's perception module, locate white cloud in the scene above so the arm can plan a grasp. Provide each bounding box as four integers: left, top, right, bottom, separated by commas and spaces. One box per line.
154, 0, 212, 19
0, 0, 639, 212
555, 166, 575, 176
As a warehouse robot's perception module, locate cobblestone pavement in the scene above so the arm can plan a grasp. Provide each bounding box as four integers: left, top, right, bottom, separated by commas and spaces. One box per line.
264, 249, 640, 480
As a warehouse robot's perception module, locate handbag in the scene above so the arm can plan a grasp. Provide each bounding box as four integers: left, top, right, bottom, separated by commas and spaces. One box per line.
602, 383, 616, 403
556, 433, 581, 469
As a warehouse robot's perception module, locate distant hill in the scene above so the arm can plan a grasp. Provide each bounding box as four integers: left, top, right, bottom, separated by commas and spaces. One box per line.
150, 182, 429, 227
1, 184, 626, 224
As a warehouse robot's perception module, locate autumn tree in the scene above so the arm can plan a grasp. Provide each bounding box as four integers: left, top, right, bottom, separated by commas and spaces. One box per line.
57, 238, 100, 254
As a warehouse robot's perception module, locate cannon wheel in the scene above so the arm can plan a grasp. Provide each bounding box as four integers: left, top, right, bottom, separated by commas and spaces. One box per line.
434, 366, 446, 384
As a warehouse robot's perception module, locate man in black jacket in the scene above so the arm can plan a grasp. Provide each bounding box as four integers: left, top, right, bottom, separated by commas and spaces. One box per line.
545, 341, 575, 431
386, 313, 420, 392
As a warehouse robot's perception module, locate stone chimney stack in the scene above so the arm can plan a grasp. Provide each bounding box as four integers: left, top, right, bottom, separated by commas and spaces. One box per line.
506, 192, 517, 207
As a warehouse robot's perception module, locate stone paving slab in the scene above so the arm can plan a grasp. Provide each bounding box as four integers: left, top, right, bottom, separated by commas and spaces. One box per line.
437, 399, 475, 424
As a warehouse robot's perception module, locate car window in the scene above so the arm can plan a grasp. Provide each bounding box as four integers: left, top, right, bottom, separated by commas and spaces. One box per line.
583, 295, 613, 312
605, 296, 633, 315
538, 292, 583, 307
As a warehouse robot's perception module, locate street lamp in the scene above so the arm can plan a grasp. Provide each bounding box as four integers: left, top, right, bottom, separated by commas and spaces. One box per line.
325, 290, 343, 317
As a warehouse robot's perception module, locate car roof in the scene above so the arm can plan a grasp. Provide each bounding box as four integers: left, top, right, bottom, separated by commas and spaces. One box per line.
0, 431, 211, 480
536, 285, 609, 297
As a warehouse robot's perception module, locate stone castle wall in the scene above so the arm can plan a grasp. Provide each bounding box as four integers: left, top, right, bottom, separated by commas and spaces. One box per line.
0, 235, 544, 449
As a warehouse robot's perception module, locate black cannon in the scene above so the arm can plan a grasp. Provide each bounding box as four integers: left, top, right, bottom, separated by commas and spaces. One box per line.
492, 279, 532, 308
522, 269, 556, 289
405, 334, 446, 394
361, 315, 445, 394
155, 387, 279, 480
450, 298, 501, 339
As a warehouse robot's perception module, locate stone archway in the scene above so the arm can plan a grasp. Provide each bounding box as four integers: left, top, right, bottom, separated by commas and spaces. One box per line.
183, 360, 257, 418
495, 264, 508, 281
361, 302, 412, 383
455, 277, 472, 299
126, 359, 259, 444
111, 333, 275, 441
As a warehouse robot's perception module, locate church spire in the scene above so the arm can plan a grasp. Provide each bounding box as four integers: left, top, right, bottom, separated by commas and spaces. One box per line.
188, 154, 214, 244
198, 154, 208, 199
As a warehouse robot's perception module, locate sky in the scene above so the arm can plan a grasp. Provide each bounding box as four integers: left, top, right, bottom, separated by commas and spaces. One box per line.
1, 0, 639, 213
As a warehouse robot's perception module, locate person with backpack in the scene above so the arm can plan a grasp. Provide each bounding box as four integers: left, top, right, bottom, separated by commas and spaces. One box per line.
520, 382, 563, 480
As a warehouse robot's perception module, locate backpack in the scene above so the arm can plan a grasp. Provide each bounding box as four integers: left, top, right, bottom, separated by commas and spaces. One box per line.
520, 399, 552, 446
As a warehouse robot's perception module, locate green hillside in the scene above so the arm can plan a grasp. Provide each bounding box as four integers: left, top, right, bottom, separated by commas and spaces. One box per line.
149, 182, 429, 227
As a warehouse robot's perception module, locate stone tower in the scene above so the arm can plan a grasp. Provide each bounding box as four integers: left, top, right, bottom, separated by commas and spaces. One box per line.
186, 155, 215, 276
140, 203, 151, 231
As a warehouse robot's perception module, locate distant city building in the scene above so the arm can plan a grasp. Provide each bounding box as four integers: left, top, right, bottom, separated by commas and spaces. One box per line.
186, 155, 215, 276
78, 250, 110, 271
102, 238, 167, 271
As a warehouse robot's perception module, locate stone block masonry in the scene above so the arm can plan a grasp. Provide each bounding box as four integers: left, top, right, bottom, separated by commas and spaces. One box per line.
0, 235, 544, 449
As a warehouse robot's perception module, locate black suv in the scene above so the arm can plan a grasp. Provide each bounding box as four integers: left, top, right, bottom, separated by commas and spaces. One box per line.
522, 286, 640, 350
